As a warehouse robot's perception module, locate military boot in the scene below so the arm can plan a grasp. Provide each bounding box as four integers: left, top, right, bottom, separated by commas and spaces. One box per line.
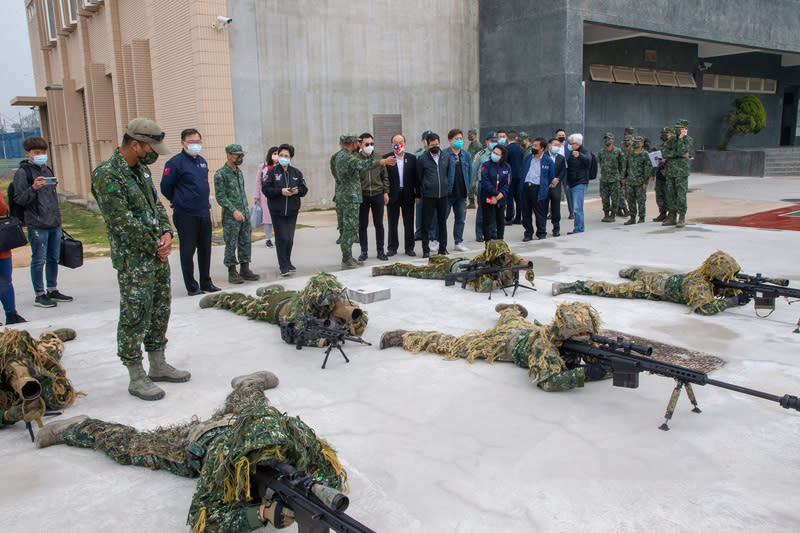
618, 267, 637, 279
676, 214, 686, 228
127, 362, 165, 401
638, 216, 645, 223
341, 253, 361, 269
623, 216, 636, 225
148, 349, 191, 383
51, 328, 77, 342
653, 212, 667, 222
467, 197, 476, 209
256, 284, 284, 297
601, 211, 614, 223
371, 265, 394, 276
34, 415, 89, 448
2, 403, 23, 425
199, 292, 223, 309
551, 282, 577, 296
661, 213, 677, 226
228, 265, 244, 284
239, 263, 260, 281
494, 303, 529, 318
380, 330, 408, 349
231, 371, 279, 390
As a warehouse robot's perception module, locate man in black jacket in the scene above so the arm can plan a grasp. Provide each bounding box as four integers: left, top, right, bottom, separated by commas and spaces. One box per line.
385, 134, 419, 257
546, 138, 566, 237
13, 136, 72, 308
565, 133, 591, 234
505, 131, 524, 225
416, 133, 450, 257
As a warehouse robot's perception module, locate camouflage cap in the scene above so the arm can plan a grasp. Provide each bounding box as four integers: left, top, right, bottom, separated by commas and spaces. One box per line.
675, 119, 690, 128
632, 136, 644, 142
485, 130, 498, 141
225, 143, 246, 154
623, 135, 633, 142
341, 135, 360, 145
468, 129, 477, 135
603, 132, 615, 140
339, 135, 347, 144
624, 126, 634, 134
661, 126, 674, 133
518, 131, 530, 141
125, 118, 170, 155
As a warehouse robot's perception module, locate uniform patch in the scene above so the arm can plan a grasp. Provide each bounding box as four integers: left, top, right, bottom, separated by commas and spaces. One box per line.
163, 167, 171, 176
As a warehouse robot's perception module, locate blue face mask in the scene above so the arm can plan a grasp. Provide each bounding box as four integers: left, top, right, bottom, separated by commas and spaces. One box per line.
33, 154, 48, 166
453, 139, 464, 150
278, 156, 291, 167
488, 142, 497, 150
497, 137, 507, 145
186, 143, 202, 156
490, 153, 501, 163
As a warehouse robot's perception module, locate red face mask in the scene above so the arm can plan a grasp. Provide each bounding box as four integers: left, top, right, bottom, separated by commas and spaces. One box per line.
393, 143, 404, 153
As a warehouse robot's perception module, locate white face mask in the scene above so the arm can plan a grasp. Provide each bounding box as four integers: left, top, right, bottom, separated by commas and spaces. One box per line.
186, 143, 202, 156
363, 145, 374, 155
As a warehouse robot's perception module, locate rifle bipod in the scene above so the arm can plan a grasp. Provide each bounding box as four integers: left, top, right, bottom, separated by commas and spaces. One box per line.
321, 340, 350, 369
487, 275, 536, 301
659, 380, 702, 431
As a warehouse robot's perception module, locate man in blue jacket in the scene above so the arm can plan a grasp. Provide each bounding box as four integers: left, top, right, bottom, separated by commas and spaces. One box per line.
161, 129, 220, 296
442, 129, 471, 252
520, 137, 555, 241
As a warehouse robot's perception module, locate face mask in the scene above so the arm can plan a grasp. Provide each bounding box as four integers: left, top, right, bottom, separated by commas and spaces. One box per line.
363, 145, 374, 155
278, 156, 290, 167
660, 134, 669, 141
33, 154, 48, 165
497, 137, 506, 145
429, 146, 440, 155
632, 143, 642, 149
393, 143, 404, 153
623, 143, 631, 149
186, 144, 202, 156
604, 140, 613, 147
234, 156, 244, 166
490, 153, 501, 163
487, 142, 497, 150
453, 139, 464, 150
532, 148, 539, 155
557, 136, 566, 142
142, 150, 159, 165
550, 146, 558, 154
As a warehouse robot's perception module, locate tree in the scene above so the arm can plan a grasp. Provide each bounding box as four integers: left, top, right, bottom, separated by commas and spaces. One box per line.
718, 94, 766, 150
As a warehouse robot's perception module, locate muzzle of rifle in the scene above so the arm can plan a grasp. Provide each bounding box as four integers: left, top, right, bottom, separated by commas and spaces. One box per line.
311, 483, 350, 512
6, 361, 42, 401
332, 299, 362, 322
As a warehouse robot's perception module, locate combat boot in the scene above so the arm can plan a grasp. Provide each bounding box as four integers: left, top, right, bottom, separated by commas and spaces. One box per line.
231, 371, 279, 390
494, 303, 528, 317
239, 263, 260, 281
661, 213, 677, 226
601, 211, 614, 223
199, 292, 222, 309
623, 216, 636, 225
467, 197, 476, 209
551, 282, 577, 296
228, 265, 244, 284
341, 253, 361, 269
51, 328, 76, 342
653, 212, 667, 222
638, 216, 645, 223
618, 267, 637, 279
34, 415, 88, 448
372, 265, 393, 276
2, 403, 23, 425
147, 349, 191, 383
127, 362, 165, 401
676, 214, 686, 228
380, 330, 408, 349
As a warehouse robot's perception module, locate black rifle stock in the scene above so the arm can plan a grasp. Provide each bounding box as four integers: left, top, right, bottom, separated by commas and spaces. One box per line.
443, 260, 534, 300
252, 460, 376, 533
280, 316, 371, 368
713, 273, 800, 332
560, 334, 800, 430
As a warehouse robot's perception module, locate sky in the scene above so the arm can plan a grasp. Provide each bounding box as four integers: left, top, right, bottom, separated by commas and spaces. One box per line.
0, 1, 36, 127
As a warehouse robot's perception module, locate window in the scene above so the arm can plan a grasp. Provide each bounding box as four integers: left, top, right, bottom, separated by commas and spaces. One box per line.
45, 0, 57, 42
589, 65, 696, 89
702, 74, 776, 94
68, 0, 78, 23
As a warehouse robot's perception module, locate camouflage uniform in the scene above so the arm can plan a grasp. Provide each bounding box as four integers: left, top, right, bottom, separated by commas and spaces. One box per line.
214, 160, 251, 267
382, 302, 602, 392
624, 137, 653, 221
561, 251, 742, 315
618, 136, 633, 216
91, 149, 173, 366
652, 127, 672, 221
597, 133, 624, 221
663, 119, 693, 219
330, 145, 344, 240
332, 145, 381, 260
372, 240, 534, 293
57, 378, 345, 533
467, 129, 483, 159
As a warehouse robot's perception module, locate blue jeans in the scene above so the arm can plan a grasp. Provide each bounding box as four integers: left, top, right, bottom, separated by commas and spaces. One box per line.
569, 184, 587, 233
0, 257, 16, 314
446, 196, 466, 244
28, 226, 62, 294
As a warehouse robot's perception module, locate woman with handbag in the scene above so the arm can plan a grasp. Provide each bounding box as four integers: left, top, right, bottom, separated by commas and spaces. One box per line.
0, 191, 26, 324
254, 146, 278, 248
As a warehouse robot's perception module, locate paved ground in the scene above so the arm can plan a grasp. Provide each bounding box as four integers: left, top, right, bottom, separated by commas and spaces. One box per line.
2, 173, 799, 532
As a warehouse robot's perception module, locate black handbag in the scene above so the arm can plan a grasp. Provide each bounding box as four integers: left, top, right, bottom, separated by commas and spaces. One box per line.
59, 229, 83, 269
0, 216, 28, 252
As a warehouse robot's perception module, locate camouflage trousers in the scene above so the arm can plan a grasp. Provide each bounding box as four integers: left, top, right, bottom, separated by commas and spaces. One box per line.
654, 178, 667, 215
222, 215, 252, 267
339, 202, 359, 256
665, 174, 688, 215
599, 178, 621, 214
116, 261, 170, 366
617, 182, 629, 211
626, 182, 647, 219
335, 202, 343, 236
574, 268, 683, 303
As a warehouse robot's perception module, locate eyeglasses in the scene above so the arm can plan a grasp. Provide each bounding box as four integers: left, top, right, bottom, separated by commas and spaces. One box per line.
135, 131, 165, 143
363, 142, 375, 147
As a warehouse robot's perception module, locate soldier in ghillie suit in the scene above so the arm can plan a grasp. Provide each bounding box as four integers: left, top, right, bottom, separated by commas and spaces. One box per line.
380, 301, 601, 392
199, 272, 368, 338
34, 371, 347, 533
372, 239, 534, 293
0, 327, 77, 431
552, 251, 744, 316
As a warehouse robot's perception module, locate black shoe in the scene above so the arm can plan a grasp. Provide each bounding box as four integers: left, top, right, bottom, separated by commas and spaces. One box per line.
34, 294, 57, 308
280, 270, 291, 277
265, 239, 273, 248
406, 250, 416, 257
537, 235, 547, 240
358, 252, 368, 262
504, 219, 514, 226
522, 236, 532, 242
377, 252, 388, 261
438, 249, 448, 256
188, 288, 205, 296
422, 251, 430, 258
288, 264, 297, 272
387, 250, 397, 257
47, 290, 73, 302
5, 312, 27, 324
567, 231, 577, 235
568, 213, 575, 220
552, 231, 560, 237
476, 237, 483, 242
513, 218, 521, 225
201, 283, 221, 293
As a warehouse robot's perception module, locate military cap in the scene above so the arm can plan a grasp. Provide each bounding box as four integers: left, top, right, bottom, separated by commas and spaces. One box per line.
125, 118, 170, 155
624, 126, 634, 134
341, 135, 360, 145
623, 135, 633, 141
339, 135, 347, 144
661, 126, 674, 134
603, 132, 615, 139
675, 119, 690, 128
518, 131, 530, 140
468, 129, 477, 135
485, 130, 498, 141
225, 144, 246, 154
632, 136, 644, 142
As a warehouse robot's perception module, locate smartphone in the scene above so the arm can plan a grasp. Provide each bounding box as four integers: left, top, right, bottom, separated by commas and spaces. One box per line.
42, 177, 58, 185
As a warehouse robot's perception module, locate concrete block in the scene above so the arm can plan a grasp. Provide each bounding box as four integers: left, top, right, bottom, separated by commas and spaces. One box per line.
346, 287, 391, 305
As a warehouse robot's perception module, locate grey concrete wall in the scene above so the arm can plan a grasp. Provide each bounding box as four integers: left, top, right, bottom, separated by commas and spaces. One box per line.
693, 150, 766, 177
227, 0, 480, 208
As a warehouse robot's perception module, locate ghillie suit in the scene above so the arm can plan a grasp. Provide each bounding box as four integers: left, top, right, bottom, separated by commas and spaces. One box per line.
553, 251, 743, 316
201, 272, 368, 338
380, 302, 602, 392
372, 239, 534, 293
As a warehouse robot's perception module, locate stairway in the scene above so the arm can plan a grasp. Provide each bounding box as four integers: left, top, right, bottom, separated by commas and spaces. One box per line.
762, 147, 800, 177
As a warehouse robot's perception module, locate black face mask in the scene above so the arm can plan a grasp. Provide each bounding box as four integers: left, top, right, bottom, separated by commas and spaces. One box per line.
532, 148, 540, 155
429, 146, 440, 155
557, 136, 566, 142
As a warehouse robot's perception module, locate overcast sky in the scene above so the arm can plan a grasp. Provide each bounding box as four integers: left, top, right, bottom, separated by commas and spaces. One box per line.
0, 2, 36, 127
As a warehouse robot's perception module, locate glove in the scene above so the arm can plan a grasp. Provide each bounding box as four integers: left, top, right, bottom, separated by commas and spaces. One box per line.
260, 499, 296, 529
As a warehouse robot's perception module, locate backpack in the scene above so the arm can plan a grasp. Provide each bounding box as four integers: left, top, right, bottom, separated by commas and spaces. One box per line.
7, 162, 33, 221
589, 152, 598, 180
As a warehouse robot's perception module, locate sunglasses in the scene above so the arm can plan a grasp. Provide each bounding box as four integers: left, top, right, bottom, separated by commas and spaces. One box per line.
135, 131, 165, 143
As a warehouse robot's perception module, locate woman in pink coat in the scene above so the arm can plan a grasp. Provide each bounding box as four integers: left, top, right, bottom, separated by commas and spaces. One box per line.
254, 146, 278, 247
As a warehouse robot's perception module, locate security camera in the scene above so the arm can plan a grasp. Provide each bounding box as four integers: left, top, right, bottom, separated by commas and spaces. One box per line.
212, 15, 232, 31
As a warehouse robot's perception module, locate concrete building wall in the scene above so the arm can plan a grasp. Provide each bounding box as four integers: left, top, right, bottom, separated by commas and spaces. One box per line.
227, 0, 480, 208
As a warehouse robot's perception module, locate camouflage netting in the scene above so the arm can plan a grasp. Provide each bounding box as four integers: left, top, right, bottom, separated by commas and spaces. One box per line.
399, 302, 602, 391
682, 250, 742, 311
213, 272, 368, 337
372, 239, 534, 293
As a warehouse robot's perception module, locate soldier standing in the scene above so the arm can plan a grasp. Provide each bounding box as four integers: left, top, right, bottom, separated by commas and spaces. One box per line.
618, 132, 633, 217
330, 136, 345, 244
662, 119, 693, 228
214, 144, 259, 284
91, 118, 190, 401
622, 136, 652, 224
597, 132, 624, 222
466, 129, 483, 209
652, 127, 673, 221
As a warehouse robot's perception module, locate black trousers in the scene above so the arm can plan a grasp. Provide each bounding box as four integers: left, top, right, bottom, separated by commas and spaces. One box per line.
359, 193, 385, 254
272, 212, 298, 273
172, 212, 212, 292
482, 203, 506, 241
521, 182, 547, 239
421, 196, 448, 253
545, 183, 562, 234
505, 178, 522, 222
387, 194, 415, 253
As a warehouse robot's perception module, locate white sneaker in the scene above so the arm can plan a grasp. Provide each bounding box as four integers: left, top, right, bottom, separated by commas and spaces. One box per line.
430, 240, 439, 250
454, 243, 468, 252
